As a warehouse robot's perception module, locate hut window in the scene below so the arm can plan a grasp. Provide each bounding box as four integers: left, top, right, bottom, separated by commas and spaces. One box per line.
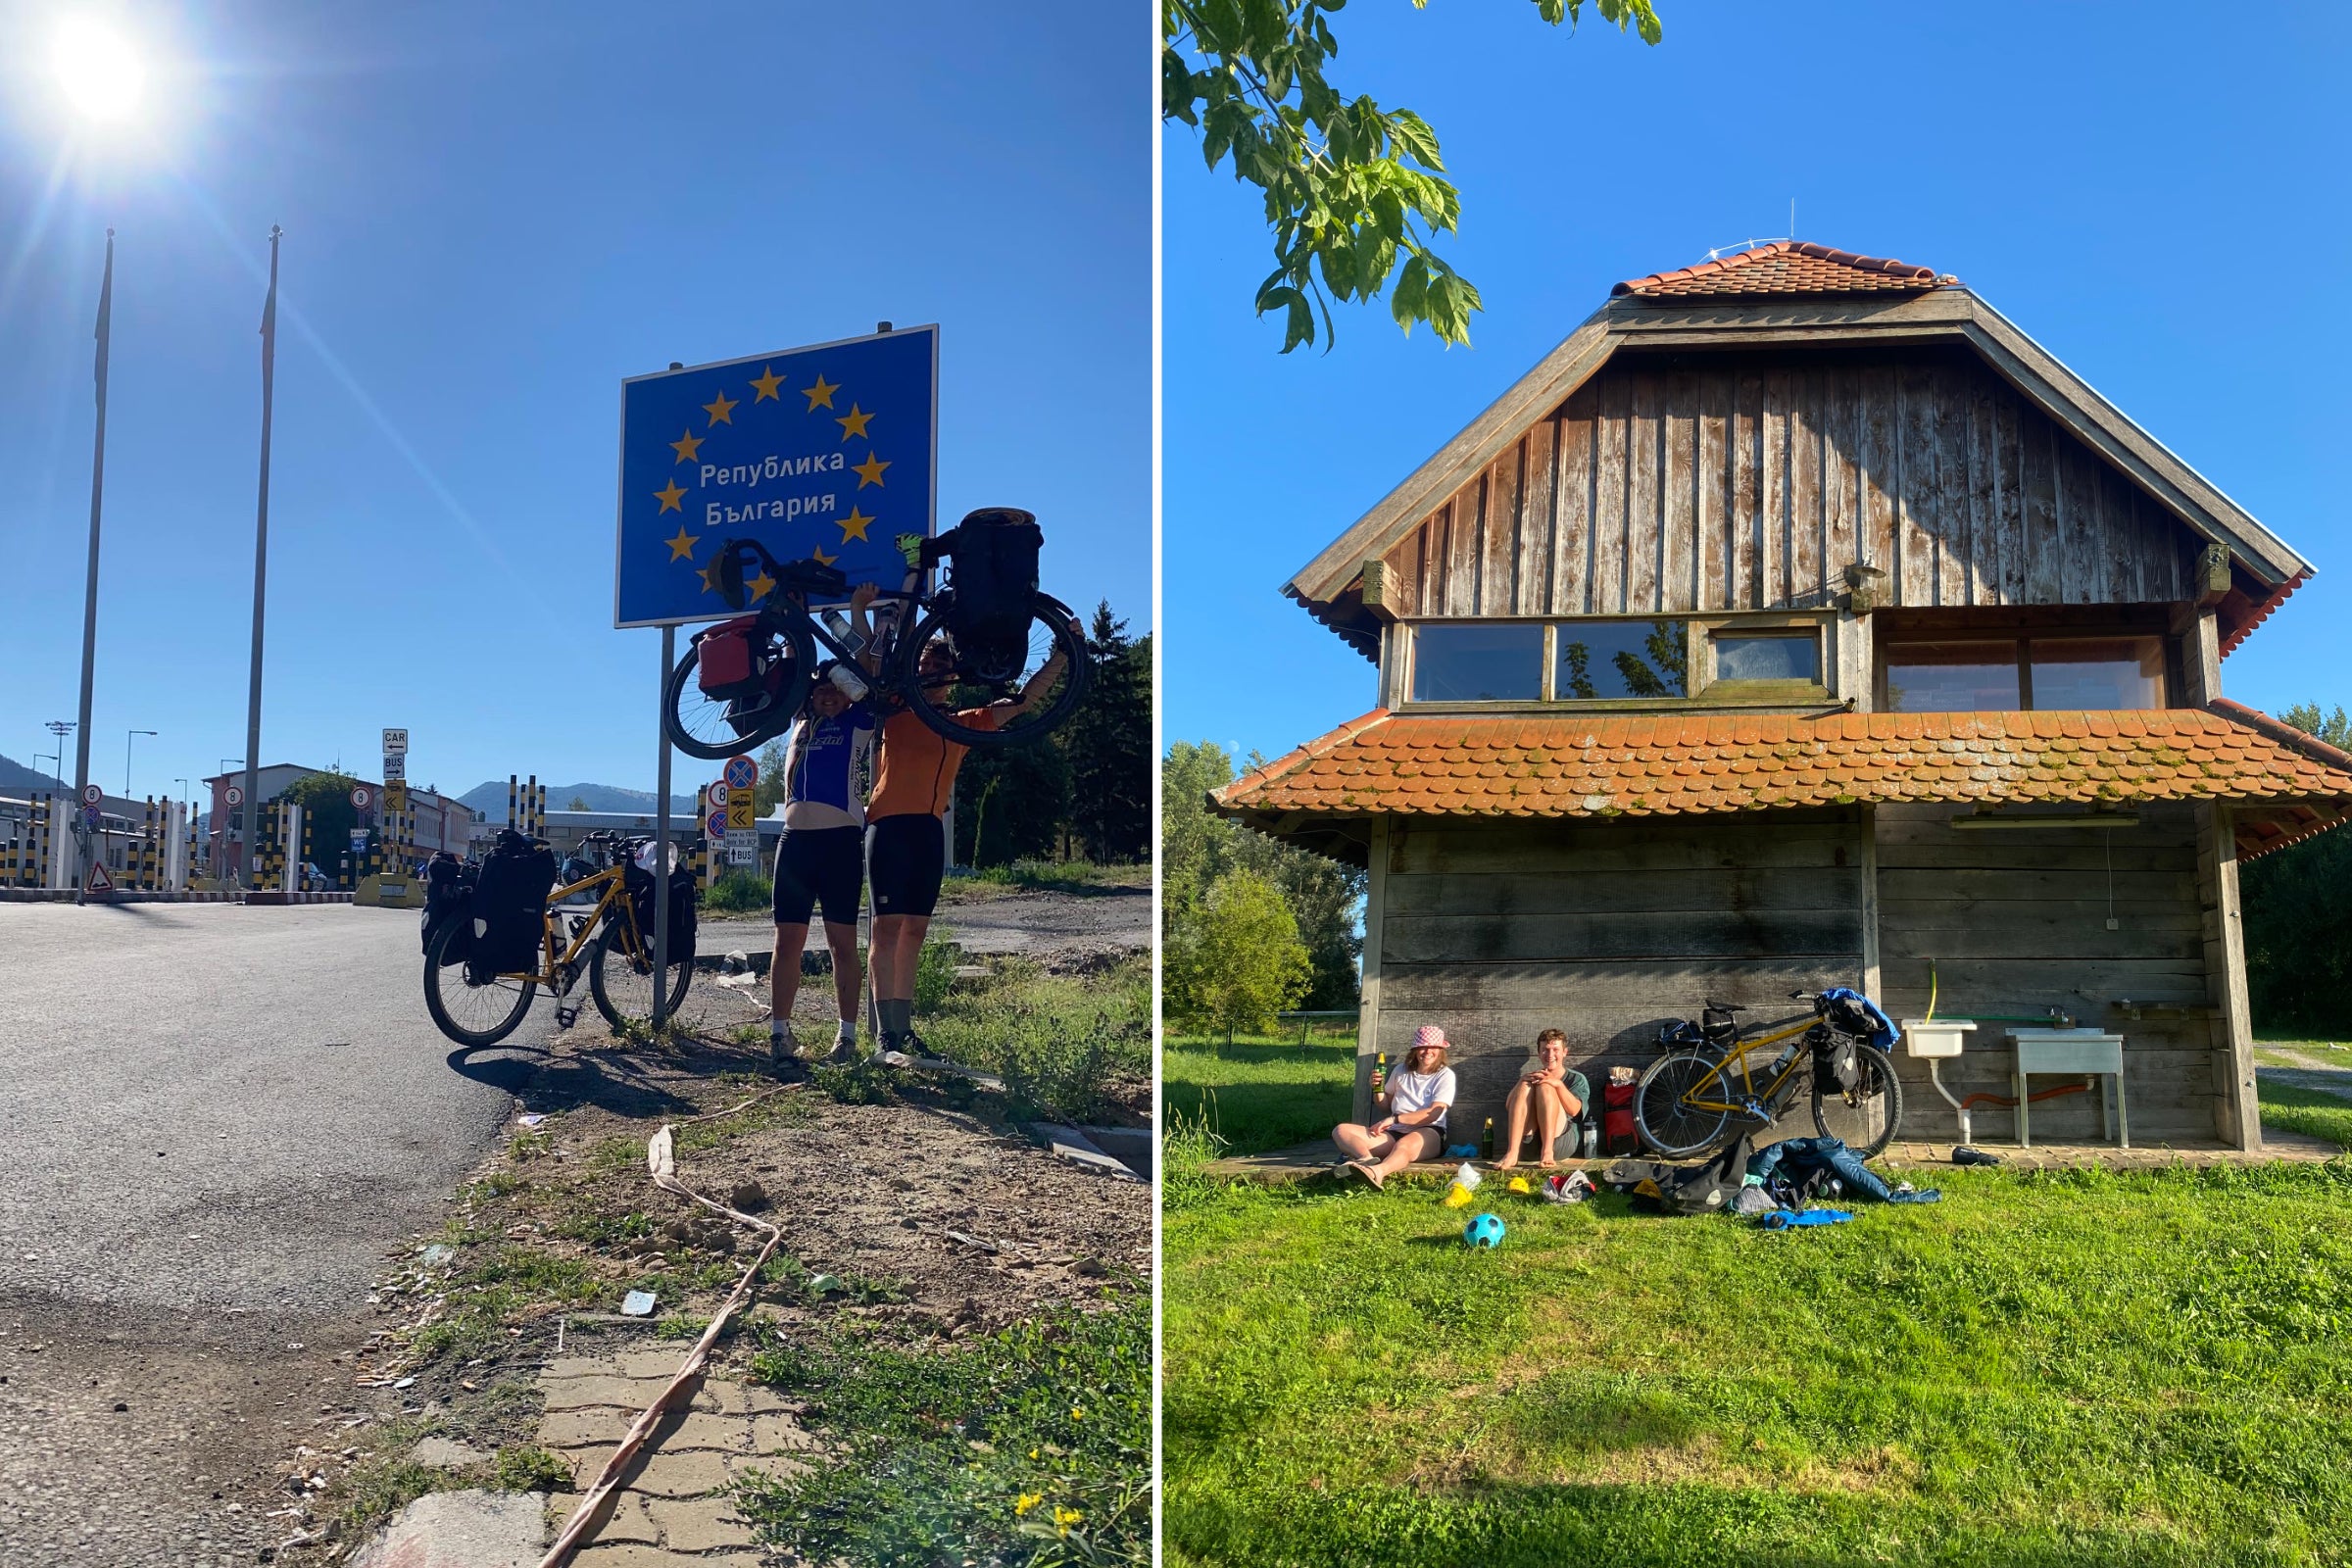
1409, 622, 1544, 702
2028, 637, 2165, 709
1553, 619, 1688, 700
1886, 641, 2025, 710
1712, 630, 1821, 685
1885, 636, 2168, 711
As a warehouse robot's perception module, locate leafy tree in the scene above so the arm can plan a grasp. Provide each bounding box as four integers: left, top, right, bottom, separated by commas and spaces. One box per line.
1163, 0, 1661, 351
1163, 740, 1364, 1013
956, 739, 1073, 867
1167, 866, 1312, 1037
1058, 603, 1153, 862
2243, 702, 2352, 1035
282, 769, 362, 876
755, 736, 792, 816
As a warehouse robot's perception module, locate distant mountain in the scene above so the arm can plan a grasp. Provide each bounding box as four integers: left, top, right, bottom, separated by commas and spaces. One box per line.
0, 753, 66, 795
457, 780, 698, 818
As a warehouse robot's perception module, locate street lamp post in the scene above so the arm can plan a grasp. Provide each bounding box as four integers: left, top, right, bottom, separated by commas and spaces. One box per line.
124, 728, 155, 797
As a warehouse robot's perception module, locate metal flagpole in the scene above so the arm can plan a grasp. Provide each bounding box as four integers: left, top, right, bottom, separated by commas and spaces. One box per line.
240, 226, 280, 890
651, 626, 675, 1029
72, 229, 115, 906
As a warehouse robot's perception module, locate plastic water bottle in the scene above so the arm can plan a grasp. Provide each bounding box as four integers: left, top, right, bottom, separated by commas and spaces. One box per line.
821, 610, 867, 656
827, 662, 869, 702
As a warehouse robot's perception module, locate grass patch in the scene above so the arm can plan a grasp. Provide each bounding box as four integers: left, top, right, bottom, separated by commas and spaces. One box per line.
1166, 1145, 2352, 1567
2258, 1080, 2352, 1150
337, 1459, 447, 1536
701, 867, 773, 914
1162, 1033, 1355, 1157
409, 1247, 608, 1360
913, 953, 1151, 1125
942, 859, 1151, 900
491, 1444, 571, 1493
736, 1292, 1150, 1567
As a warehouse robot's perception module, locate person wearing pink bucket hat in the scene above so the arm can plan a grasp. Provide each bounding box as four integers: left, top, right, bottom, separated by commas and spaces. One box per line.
1333, 1026, 1456, 1189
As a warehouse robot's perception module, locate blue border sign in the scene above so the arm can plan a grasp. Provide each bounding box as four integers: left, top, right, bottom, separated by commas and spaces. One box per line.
613, 325, 938, 628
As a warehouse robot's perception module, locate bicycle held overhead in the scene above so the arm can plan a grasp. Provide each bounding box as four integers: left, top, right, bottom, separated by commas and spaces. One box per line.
662, 508, 1089, 760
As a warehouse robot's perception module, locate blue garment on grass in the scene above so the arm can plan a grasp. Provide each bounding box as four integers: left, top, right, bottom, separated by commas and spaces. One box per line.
1817, 986, 1899, 1051
1748, 1136, 1940, 1205
1761, 1208, 1854, 1229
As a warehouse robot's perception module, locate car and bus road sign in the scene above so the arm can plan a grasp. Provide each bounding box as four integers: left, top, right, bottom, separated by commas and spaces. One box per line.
612, 325, 939, 629
725, 829, 760, 865
381, 728, 408, 756
381, 755, 406, 782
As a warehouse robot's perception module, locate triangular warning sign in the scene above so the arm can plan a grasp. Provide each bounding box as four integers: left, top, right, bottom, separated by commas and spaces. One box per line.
85, 860, 114, 895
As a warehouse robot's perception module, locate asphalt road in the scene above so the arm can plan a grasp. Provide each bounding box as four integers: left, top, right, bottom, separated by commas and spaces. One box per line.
0, 902, 530, 1315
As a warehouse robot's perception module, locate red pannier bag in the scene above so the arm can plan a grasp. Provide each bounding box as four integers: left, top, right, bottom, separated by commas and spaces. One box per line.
695, 616, 765, 701
1603, 1078, 1639, 1156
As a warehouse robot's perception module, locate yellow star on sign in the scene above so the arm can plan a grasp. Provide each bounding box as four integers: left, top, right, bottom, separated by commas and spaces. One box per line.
663, 526, 699, 561
809, 546, 838, 566
837, 507, 874, 543
852, 452, 890, 489
746, 570, 776, 602
654, 479, 688, 514
749, 366, 784, 402
835, 403, 873, 441
669, 429, 704, 463
702, 389, 738, 425
801, 373, 839, 411
699, 558, 727, 595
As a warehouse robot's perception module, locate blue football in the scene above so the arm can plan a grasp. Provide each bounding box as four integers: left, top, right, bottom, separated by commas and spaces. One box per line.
1463, 1212, 1506, 1249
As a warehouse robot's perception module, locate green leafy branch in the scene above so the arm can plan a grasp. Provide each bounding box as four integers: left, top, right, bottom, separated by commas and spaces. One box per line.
1163, 0, 1661, 352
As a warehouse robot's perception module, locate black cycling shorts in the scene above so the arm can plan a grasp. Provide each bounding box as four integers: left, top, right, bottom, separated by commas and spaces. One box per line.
772, 824, 864, 927
866, 813, 946, 918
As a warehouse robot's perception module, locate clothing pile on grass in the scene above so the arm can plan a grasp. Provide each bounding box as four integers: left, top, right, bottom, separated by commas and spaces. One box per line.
1602, 1133, 1938, 1230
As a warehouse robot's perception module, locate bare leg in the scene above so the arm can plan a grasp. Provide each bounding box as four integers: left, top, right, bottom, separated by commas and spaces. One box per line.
822, 919, 861, 1025
769, 922, 810, 1020
1332, 1123, 1380, 1160
1534, 1083, 1567, 1167
1495, 1081, 1534, 1168
870, 912, 933, 1004
1368, 1126, 1440, 1179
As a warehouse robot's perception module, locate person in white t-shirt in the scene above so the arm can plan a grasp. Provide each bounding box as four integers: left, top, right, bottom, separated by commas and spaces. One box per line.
1334, 1025, 1456, 1190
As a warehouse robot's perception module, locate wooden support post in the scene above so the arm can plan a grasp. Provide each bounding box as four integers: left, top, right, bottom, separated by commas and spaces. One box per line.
1354, 816, 1392, 1125
1859, 805, 1882, 999
2196, 801, 2261, 1150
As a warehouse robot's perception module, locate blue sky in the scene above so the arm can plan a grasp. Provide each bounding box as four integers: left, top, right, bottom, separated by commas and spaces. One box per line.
1164, 1, 2352, 764
0, 0, 1148, 803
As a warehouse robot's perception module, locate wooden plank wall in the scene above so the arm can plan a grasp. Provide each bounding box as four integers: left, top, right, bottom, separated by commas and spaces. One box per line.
1373, 810, 1869, 1138
1382, 352, 2194, 619
1874, 802, 2218, 1143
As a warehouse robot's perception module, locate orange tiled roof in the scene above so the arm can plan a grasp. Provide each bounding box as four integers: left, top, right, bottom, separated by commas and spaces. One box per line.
1614, 241, 1948, 299
1214, 706, 2352, 858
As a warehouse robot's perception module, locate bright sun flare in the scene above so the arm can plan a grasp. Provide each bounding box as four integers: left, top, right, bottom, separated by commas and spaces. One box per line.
51, 18, 147, 122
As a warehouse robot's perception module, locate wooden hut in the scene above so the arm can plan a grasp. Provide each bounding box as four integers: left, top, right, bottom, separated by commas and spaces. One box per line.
1215, 243, 2352, 1152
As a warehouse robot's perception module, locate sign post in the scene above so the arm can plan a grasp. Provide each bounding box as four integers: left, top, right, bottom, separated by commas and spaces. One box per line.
651, 628, 674, 1030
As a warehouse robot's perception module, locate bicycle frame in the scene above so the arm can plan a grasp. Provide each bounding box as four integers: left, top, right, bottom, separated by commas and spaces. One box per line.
490, 863, 637, 986
1671, 1013, 1819, 1115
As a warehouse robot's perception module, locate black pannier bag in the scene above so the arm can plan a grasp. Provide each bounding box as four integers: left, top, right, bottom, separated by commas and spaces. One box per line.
625, 858, 699, 967
466, 830, 557, 982
935, 508, 1042, 677
420, 851, 475, 966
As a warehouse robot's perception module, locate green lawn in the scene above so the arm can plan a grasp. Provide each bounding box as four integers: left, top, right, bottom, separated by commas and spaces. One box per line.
1164, 1044, 2352, 1568
1162, 1032, 1356, 1156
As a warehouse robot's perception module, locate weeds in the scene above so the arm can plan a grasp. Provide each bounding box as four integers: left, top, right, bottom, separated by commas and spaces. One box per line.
915, 954, 1151, 1125
491, 1445, 572, 1493
736, 1293, 1151, 1568
701, 867, 773, 913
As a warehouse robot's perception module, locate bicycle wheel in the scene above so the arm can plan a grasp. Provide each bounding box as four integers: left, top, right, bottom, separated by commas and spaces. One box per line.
662, 625, 814, 760
423, 918, 537, 1048
891, 592, 1091, 748
1812, 1041, 1904, 1158
588, 921, 693, 1032
1635, 1049, 1734, 1159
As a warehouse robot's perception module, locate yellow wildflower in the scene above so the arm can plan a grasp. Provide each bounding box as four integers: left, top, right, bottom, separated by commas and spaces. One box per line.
1069, 1406, 1085, 1421
1013, 1494, 1042, 1517
1053, 1505, 1084, 1536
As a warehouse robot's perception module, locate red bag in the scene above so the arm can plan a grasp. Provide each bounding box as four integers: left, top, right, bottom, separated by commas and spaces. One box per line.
1602, 1079, 1638, 1156
696, 617, 763, 700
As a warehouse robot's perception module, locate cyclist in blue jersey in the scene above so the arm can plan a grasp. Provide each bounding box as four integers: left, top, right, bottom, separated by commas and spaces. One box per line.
769, 584, 877, 1063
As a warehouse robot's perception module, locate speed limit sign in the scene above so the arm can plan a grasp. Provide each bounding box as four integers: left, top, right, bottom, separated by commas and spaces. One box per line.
224, 785, 244, 808
350, 785, 373, 810
81, 783, 103, 806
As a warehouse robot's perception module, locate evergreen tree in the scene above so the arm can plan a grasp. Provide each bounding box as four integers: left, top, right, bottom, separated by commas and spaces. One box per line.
1058, 602, 1152, 862
2242, 702, 2352, 1034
